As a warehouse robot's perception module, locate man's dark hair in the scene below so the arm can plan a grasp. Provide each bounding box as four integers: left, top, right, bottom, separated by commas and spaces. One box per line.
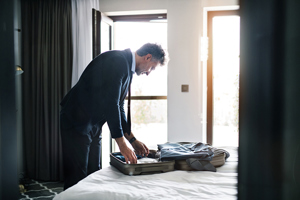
136, 43, 167, 66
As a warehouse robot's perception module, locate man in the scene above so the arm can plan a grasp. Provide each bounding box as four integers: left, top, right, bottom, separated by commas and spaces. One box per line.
60, 43, 167, 190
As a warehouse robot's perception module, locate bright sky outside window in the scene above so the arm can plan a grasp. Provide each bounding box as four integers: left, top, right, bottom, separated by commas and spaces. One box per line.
212, 16, 240, 147
114, 21, 168, 150
114, 22, 168, 96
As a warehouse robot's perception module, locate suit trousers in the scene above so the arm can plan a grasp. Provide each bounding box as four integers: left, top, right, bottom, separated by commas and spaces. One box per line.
60, 114, 102, 190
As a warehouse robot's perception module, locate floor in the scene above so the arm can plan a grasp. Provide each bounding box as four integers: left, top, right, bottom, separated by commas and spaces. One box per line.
18, 179, 64, 200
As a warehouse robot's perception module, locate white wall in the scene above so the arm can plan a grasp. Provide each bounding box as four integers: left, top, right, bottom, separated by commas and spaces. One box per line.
99, 0, 239, 143
167, 0, 203, 142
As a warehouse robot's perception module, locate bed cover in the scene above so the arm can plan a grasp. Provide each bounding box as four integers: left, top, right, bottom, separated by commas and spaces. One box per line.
54, 146, 238, 200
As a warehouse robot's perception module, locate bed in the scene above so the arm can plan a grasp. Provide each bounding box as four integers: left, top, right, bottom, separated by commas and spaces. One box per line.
53, 146, 238, 200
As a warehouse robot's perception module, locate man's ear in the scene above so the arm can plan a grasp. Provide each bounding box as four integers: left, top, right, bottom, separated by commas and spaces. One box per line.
145, 54, 152, 61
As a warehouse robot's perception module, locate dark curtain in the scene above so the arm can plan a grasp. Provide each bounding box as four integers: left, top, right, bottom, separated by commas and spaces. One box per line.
21, 0, 72, 181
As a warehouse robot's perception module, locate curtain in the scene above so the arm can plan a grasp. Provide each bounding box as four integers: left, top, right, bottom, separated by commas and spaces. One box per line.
71, 0, 99, 86
21, 0, 73, 181
239, 0, 300, 199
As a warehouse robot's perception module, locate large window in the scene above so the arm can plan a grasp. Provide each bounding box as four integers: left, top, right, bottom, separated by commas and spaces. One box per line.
100, 15, 168, 168
114, 19, 168, 150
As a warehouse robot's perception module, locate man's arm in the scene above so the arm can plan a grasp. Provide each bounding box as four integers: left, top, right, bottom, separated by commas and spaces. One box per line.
102, 57, 128, 138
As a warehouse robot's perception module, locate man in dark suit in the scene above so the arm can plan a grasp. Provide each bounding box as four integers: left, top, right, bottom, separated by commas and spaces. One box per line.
60, 43, 167, 190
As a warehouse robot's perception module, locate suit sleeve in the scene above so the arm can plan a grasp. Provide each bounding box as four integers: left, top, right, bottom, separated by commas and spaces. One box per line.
119, 100, 129, 135
101, 57, 129, 138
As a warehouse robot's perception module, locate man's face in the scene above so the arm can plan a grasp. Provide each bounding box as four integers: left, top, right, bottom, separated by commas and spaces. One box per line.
136, 54, 159, 76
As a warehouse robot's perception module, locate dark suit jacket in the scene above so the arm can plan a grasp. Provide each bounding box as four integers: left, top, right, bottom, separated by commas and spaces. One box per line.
60, 49, 133, 138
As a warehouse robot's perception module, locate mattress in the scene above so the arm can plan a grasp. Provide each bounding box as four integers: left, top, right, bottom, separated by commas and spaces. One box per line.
53, 146, 238, 200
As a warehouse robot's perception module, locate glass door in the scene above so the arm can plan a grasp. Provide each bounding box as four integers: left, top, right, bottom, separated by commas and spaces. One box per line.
207, 10, 240, 147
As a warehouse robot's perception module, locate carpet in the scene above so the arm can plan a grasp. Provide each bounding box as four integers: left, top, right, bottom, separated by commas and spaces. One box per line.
18, 179, 64, 200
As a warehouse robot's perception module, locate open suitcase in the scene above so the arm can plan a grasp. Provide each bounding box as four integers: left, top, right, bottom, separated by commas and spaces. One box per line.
110, 150, 175, 175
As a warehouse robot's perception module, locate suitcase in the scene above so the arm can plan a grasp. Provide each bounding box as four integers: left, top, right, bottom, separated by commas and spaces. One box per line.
110, 150, 175, 175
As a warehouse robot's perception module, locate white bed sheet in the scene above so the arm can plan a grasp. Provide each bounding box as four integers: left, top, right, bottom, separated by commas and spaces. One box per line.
54, 146, 238, 200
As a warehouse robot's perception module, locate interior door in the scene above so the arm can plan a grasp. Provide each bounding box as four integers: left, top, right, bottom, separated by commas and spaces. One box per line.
207, 10, 240, 146
92, 9, 113, 168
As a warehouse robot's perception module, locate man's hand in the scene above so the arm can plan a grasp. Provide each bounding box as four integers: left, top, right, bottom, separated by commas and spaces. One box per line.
115, 137, 137, 164
131, 140, 149, 157
124, 132, 150, 157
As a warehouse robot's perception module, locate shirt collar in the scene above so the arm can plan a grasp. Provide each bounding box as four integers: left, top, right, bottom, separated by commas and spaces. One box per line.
131, 50, 136, 74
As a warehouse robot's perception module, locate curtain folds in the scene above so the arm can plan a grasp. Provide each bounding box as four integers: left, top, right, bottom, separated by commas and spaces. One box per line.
71, 0, 99, 86
21, 0, 73, 181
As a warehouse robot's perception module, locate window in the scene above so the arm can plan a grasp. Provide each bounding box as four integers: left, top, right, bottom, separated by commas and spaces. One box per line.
113, 15, 168, 150
99, 14, 168, 168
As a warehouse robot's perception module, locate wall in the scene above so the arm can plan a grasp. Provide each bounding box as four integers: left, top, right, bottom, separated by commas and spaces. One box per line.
99, 0, 239, 142
238, 0, 300, 199
14, 0, 24, 183
0, 0, 19, 199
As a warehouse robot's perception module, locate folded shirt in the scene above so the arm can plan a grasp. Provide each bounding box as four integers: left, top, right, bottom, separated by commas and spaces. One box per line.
137, 157, 159, 164
158, 142, 214, 161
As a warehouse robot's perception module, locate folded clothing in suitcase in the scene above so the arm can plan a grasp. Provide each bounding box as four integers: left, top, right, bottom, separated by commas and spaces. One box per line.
110, 150, 175, 175
174, 151, 227, 171
158, 142, 230, 172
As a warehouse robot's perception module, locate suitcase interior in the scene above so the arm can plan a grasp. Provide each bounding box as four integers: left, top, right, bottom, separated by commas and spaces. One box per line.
110, 150, 175, 175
